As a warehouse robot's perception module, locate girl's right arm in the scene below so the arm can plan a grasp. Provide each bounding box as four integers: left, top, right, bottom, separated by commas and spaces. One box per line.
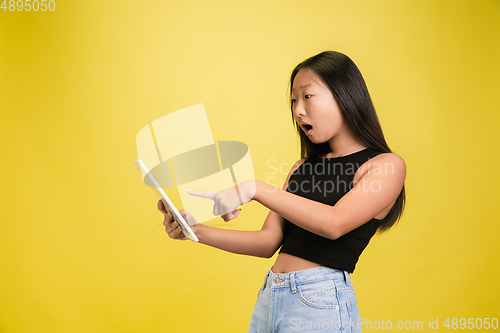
159, 200, 284, 259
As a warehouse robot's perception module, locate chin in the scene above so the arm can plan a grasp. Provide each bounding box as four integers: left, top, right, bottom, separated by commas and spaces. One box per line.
307, 135, 326, 144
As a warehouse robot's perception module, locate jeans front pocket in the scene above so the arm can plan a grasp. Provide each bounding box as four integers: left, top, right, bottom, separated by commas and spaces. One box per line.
297, 278, 340, 309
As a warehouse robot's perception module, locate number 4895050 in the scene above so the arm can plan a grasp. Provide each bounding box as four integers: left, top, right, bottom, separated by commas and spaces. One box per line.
1, 0, 56, 11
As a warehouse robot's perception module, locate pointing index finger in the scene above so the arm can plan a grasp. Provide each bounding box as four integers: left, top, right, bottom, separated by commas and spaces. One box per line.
185, 189, 217, 200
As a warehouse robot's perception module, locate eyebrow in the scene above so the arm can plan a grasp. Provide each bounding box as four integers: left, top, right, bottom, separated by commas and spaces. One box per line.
291, 84, 311, 93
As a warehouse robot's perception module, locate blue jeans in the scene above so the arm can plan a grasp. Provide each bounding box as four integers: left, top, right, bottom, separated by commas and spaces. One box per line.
248, 266, 362, 333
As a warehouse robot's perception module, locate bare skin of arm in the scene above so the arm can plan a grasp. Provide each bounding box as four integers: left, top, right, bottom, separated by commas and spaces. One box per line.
160, 153, 405, 259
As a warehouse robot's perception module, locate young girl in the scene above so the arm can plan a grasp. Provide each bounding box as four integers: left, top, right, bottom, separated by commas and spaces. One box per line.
158, 51, 406, 333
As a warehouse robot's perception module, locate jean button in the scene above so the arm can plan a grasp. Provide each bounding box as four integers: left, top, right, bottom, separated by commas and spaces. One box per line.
273, 278, 284, 284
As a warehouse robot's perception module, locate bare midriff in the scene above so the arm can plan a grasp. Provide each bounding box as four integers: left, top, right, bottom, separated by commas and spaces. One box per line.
271, 253, 322, 274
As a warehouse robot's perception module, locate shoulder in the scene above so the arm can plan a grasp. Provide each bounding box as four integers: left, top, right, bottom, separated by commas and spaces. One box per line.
291, 158, 307, 172
371, 152, 405, 169
357, 152, 406, 180
282, 158, 307, 190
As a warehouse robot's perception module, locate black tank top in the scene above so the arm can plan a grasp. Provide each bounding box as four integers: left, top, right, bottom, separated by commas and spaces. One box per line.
279, 147, 385, 273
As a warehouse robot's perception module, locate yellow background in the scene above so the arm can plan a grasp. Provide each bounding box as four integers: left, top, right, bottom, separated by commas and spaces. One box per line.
1, 0, 499, 332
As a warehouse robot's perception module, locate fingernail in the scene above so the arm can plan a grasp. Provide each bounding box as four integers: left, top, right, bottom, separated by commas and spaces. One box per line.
185, 189, 192, 193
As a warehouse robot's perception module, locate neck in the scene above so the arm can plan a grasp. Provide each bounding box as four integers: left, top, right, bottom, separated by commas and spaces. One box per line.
325, 128, 367, 158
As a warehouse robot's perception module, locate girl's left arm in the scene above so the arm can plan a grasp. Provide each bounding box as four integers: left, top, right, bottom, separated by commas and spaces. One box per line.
254, 153, 406, 240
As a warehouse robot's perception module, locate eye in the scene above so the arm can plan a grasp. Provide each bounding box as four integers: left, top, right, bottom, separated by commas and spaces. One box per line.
305, 94, 312, 99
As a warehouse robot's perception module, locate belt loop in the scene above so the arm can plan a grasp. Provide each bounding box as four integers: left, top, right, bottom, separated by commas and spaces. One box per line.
264, 269, 271, 289
290, 272, 296, 294
343, 270, 351, 286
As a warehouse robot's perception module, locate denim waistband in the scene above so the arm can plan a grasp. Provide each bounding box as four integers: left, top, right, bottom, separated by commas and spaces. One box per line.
264, 266, 351, 293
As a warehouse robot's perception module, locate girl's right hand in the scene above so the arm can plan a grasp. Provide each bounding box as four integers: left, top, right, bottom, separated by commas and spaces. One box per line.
157, 200, 192, 240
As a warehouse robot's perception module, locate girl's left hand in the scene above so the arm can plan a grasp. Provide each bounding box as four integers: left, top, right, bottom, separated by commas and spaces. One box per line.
185, 180, 257, 222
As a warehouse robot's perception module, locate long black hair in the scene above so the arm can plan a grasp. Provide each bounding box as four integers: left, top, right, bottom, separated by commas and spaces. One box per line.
289, 51, 405, 232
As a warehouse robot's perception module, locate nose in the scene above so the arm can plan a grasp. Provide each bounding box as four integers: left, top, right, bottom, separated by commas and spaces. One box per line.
293, 101, 306, 119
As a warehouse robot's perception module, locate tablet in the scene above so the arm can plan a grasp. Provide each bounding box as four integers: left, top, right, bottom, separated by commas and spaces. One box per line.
132, 159, 199, 242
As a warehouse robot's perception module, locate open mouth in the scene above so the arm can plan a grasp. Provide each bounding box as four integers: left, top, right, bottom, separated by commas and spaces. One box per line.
301, 123, 313, 134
